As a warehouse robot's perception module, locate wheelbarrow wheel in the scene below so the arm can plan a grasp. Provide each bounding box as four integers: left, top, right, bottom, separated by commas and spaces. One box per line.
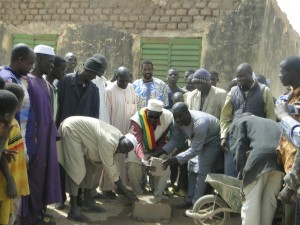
192, 194, 231, 225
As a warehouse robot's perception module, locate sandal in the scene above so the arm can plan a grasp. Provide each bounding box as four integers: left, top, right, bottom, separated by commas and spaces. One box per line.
67, 212, 92, 223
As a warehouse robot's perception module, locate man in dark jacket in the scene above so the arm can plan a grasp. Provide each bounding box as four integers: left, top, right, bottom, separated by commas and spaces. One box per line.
229, 113, 283, 225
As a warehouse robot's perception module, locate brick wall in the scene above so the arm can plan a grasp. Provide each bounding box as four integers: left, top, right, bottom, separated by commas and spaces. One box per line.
0, 0, 241, 32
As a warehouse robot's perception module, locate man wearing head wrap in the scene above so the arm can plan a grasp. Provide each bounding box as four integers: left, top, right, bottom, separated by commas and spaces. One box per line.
56, 116, 138, 223
127, 99, 173, 201
20, 45, 61, 224
185, 68, 227, 119
55, 56, 101, 209
220, 63, 276, 177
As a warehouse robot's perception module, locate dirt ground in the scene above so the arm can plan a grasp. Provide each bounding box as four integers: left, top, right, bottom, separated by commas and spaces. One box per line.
47, 194, 242, 225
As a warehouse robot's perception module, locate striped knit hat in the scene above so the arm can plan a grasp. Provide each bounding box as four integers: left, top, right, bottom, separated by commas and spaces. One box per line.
192, 68, 211, 84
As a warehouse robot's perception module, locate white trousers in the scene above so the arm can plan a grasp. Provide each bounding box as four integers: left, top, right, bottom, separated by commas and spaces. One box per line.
241, 171, 283, 225
126, 151, 170, 197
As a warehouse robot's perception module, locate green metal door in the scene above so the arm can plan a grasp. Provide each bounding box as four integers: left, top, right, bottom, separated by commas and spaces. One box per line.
140, 37, 201, 87
12, 34, 58, 51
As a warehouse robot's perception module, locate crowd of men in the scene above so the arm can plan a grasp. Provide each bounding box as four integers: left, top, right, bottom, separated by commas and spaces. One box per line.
0, 43, 300, 225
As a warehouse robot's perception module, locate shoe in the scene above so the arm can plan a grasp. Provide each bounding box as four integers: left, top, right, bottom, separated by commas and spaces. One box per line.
165, 187, 174, 196
54, 202, 65, 210
176, 201, 193, 209
36, 214, 56, 225
102, 191, 117, 199
92, 193, 104, 200
177, 189, 186, 197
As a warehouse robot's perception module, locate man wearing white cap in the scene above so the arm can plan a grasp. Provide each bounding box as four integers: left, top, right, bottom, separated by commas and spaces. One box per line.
56, 116, 138, 222
127, 99, 173, 201
20, 45, 61, 224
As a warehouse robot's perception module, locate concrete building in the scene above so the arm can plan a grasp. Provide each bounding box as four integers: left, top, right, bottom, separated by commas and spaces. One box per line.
0, 0, 299, 96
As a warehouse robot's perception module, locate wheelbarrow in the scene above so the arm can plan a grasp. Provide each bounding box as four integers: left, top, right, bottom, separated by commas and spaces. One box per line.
186, 173, 242, 225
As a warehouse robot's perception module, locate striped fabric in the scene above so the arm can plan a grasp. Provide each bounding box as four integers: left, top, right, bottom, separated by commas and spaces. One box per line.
0, 119, 29, 224
138, 108, 156, 150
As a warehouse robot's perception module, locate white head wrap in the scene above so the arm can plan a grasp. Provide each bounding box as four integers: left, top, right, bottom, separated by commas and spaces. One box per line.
147, 99, 163, 112
125, 133, 137, 149
34, 45, 55, 56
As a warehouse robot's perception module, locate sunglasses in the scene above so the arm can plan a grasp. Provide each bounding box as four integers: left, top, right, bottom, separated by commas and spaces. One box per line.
147, 115, 160, 120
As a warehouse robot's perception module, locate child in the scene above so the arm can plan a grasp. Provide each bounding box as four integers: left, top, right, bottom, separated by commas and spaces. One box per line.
0, 84, 29, 225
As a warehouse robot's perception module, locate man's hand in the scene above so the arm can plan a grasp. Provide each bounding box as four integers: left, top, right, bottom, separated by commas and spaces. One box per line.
142, 157, 156, 174
275, 102, 290, 120
220, 138, 228, 153
114, 178, 138, 202
2, 149, 17, 163
162, 157, 178, 170
278, 185, 296, 204
123, 189, 139, 202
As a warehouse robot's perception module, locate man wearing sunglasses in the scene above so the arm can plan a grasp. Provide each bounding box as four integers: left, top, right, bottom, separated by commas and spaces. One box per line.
127, 99, 173, 202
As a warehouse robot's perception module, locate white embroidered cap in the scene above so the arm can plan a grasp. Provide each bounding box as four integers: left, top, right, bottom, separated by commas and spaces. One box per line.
125, 133, 137, 149
34, 45, 55, 56
147, 99, 163, 112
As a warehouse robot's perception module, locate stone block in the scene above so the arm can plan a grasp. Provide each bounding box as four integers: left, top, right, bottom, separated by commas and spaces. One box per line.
154, 9, 165, 16
113, 8, 122, 15
195, 2, 207, 8
42, 15, 51, 20
119, 15, 129, 22
208, 2, 220, 9
61, 14, 70, 20
156, 23, 167, 30
165, 9, 176, 16
71, 2, 79, 8
183, 2, 193, 9
188, 8, 199, 16
57, 8, 65, 14
34, 14, 42, 20
176, 9, 187, 16
39, 9, 47, 15
167, 23, 177, 30
20, 3, 27, 9
178, 23, 188, 29
36, 3, 44, 8
110, 15, 119, 22
85, 9, 94, 15
201, 9, 212, 16
80, 2, 89, 8
146, 23, 156, 29
136, 22, 146, 29
103, 9, 112, 15
124, 22, 134, 28
114, 21, 123, 28
129, 15, 138, 22
51, 15, 60, 20
182, 16, 193, 23
139, 15, 150, 22
160, 16, 170, 23
150, 16, 160, 22
213, 9, 220, 17
132, 196, 171, 223
171, 2, 181, 9
30, 9, 38, 15
171, 16, 181, 23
